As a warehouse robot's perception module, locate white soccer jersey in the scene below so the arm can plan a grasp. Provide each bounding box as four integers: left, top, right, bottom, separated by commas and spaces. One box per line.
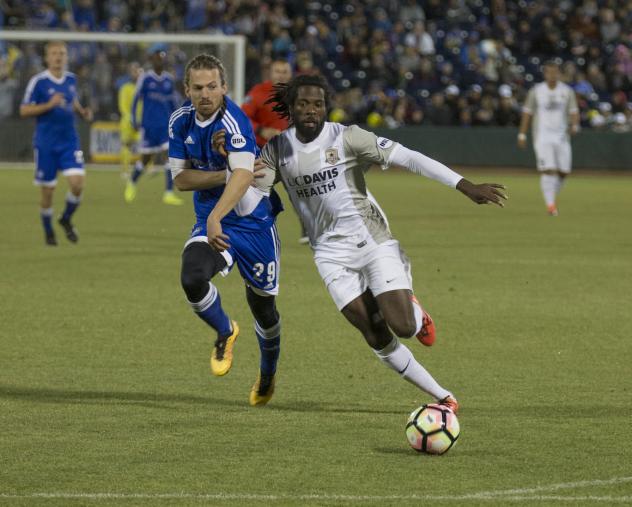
523, 82, 578, 144
260, 123, 403, 252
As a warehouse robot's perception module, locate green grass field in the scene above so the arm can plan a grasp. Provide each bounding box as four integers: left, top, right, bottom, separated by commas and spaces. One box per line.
1, 166, 631, 506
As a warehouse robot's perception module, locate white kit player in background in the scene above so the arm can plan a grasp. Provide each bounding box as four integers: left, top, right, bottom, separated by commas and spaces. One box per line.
518, 60, 580, 216
214, 74, 508, 413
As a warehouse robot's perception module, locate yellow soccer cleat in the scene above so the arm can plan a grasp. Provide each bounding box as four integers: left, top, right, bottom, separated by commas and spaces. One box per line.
162, 191, 184, 206
210, 321, 239, 376
249, 373, 276, 406
124, 181, 137, 203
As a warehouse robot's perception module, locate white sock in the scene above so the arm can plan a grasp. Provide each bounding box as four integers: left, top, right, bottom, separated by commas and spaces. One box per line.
410, 297, 424, 336
374, 337, 451, 400
554, 175, 565, 198
540, 174, 557, 207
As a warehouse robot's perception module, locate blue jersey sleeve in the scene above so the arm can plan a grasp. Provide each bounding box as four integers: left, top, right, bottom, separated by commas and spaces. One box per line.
168, 109, 187, 160
23, 77, 45, 105
220, 101, 257, 155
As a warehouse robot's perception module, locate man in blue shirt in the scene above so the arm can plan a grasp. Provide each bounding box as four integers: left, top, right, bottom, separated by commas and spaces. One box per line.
20, 40, 92, 246
169, 54, 282, 406
125, 43, 183, 206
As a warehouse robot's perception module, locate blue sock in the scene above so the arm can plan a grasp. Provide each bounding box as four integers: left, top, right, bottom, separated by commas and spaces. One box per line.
165, 167, 174, 191
189, 283, 232, 336
255, 320, 281, 375
62, 192, 81, 221
131, 161, 143, 183
40, 207, 53, 235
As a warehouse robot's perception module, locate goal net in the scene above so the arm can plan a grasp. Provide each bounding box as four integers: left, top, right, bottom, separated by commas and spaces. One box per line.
0, 30, 245, 163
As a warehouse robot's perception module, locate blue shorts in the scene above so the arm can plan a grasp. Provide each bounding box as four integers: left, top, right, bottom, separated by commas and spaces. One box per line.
34, 145, 85, 187
185, 222, 281, 295
139, 125, 168, 154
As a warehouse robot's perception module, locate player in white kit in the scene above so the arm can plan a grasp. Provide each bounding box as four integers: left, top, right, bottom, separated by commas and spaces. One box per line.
214, 75, 507, 412
518, 61, 580, 216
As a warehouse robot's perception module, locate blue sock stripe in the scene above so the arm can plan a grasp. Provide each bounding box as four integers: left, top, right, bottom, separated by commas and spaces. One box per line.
165, 168, 174, 191
188, 283, 218, 313
256, 332, 280, 376
254, 319, 281, 339
40, 208, 54, 234
65, 191, 81, 204
131, 163, 143, 183
192, 284, 231, 336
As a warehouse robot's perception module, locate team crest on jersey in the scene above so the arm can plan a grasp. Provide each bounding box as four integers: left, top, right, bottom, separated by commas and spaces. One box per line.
376, 137, 393, 149
230, 134, 246, 149
325, 148, 340, 165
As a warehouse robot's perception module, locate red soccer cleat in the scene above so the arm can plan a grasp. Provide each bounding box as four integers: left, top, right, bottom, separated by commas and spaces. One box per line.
411, 295, 436, 347
439, 395, 460, 415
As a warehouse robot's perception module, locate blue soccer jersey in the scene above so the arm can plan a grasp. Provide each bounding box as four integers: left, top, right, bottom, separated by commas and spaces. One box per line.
22, 70, 84, 185
168, 97, 275, 232
22, 70, 80, 149
170, 97, 281, 294
132, 70, 178, 150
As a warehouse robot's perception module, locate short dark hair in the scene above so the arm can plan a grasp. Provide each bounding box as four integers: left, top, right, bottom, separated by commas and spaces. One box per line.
266, 74, 332, 122
543, 59, 561, 69
184, 54, 226, 87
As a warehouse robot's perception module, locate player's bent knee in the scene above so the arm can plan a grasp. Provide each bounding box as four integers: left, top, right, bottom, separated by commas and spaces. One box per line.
389, 319, 417, 339
180, 267, 209, 302
181, 242, 226, 302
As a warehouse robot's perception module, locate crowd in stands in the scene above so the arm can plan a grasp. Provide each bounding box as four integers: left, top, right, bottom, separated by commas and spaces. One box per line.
1, 0, 631, 131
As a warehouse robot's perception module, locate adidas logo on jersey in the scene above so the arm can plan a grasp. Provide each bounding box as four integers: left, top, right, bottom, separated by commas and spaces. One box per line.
185, 136, 195, 144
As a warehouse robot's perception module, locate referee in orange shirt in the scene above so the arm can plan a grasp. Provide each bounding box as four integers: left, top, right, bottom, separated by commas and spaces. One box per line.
242, 59, 308, 243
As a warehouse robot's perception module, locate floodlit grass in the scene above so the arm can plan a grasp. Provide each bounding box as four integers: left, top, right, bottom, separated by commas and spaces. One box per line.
1, 166, 631, 506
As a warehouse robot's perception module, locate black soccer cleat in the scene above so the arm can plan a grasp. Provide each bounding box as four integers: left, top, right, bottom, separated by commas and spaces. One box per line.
58, 216, 79, 243
45, 232, 57, 246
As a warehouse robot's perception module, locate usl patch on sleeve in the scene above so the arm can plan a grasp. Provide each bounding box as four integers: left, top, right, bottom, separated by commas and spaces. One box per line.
376, 137, 393, 149
229, 133, 247, 149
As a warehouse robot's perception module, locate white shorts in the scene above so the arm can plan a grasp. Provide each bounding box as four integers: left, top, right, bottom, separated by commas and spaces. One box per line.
315, 240, 413, 311
534, 140, 572, 173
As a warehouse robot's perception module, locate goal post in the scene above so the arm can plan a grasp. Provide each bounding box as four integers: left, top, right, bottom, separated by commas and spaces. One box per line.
0, 30, 246, 103
0, 30, 246, 163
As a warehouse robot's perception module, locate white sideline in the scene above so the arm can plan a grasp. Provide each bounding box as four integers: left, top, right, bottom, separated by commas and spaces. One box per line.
1, 477, 631, 503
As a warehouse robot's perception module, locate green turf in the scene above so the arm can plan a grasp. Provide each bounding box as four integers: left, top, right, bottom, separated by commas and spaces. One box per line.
0, 167, 631, 506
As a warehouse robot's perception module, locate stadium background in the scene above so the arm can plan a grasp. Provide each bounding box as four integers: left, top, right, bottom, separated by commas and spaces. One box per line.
0, 0, 631, 168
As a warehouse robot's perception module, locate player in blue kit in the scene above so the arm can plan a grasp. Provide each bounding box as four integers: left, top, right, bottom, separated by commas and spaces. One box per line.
169, 54, 282, 406
125, 43, 183, 206
20, 40, 92, 246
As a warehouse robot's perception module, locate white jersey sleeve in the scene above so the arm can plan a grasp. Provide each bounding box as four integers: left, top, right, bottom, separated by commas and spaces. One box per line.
342, 125, 399, 170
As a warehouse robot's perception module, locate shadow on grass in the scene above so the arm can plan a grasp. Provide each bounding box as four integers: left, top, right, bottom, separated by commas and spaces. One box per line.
0, 384, 240, 410
268, 400, 403, 415
0, 385, 402, 415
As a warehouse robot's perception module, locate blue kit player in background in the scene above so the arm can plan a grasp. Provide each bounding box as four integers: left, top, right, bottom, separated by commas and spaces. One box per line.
169, 54, 283, 406
20, 40, 92, 246
125, 43, 183, 206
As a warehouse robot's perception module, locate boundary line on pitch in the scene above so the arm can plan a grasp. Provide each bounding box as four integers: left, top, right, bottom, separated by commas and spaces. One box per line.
1, 476, 631, 503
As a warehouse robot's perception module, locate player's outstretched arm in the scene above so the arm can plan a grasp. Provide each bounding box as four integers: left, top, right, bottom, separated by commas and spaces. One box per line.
456, 179, 507, 207
387, 143, 507, 206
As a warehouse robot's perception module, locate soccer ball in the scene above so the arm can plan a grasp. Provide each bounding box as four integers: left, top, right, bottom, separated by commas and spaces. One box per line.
405, 403, 460, 455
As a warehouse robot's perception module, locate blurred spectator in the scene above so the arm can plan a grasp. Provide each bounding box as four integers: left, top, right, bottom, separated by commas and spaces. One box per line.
0, 57, 18, 119
495, 84, 520, 127
3, 0, 631, 132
